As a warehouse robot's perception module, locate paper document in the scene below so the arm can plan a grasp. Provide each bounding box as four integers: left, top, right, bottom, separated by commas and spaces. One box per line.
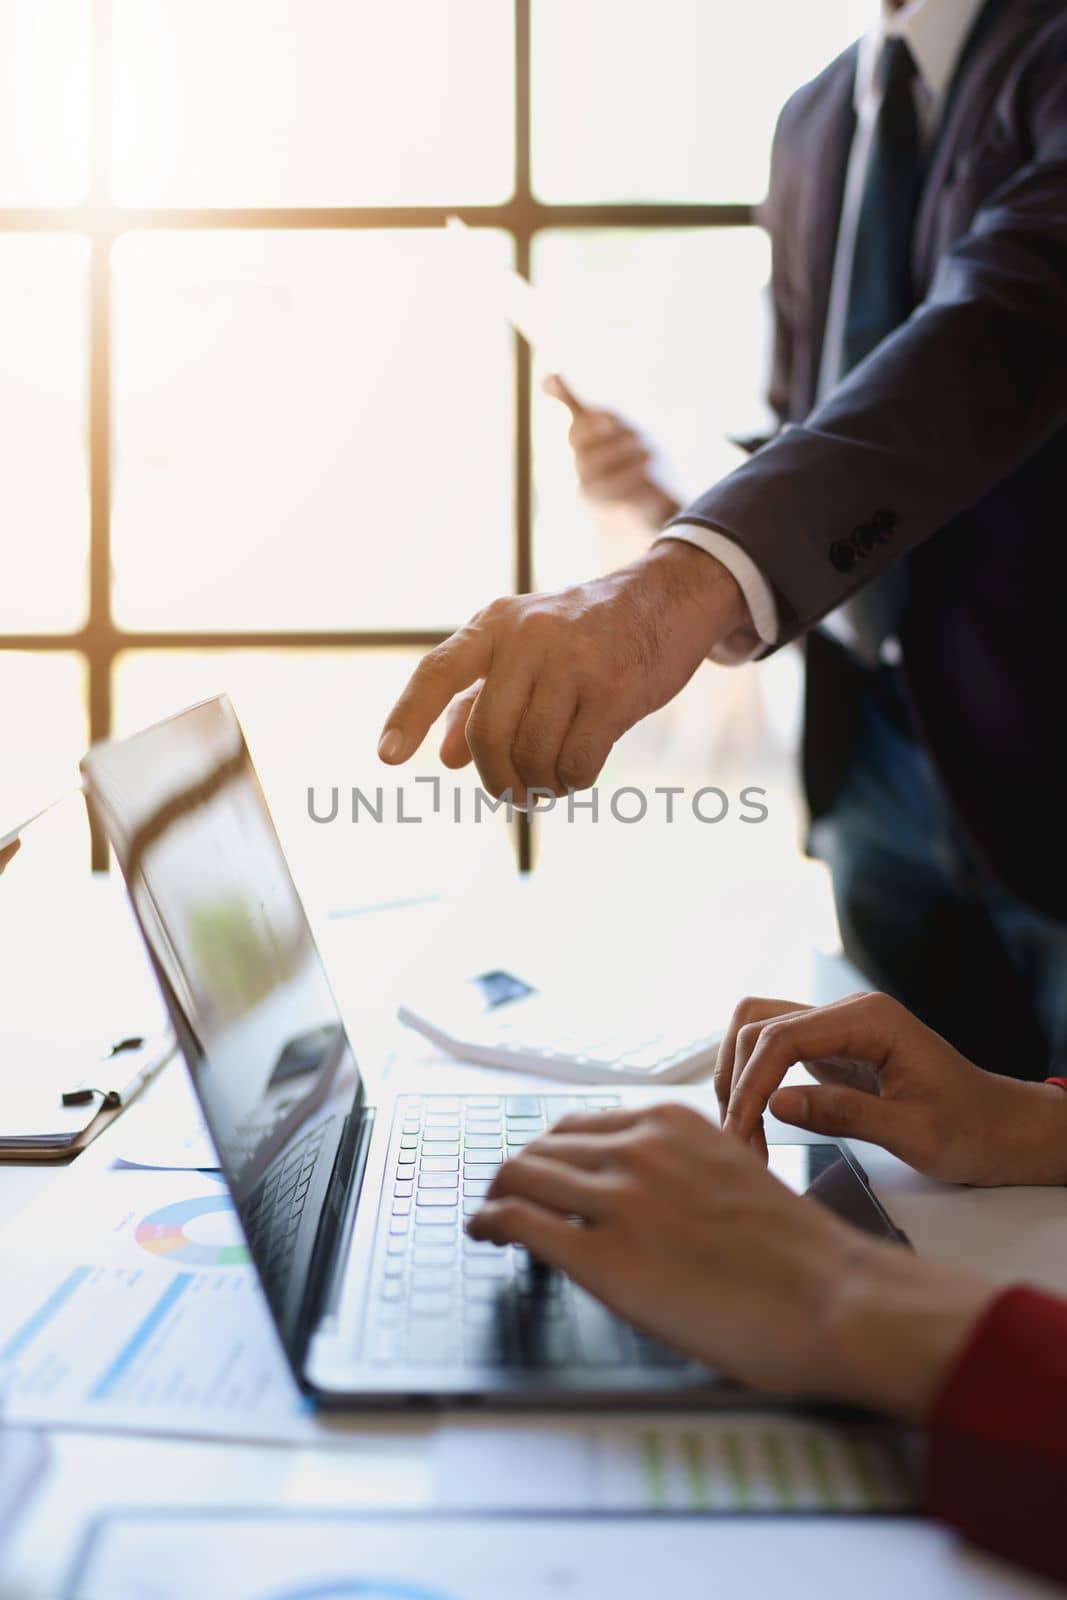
447, 215, 563, 367
63, 1510, 1052, 1600
0, 791, 77, 853
435, 1415, 918, 1514
0, 1166, 334, 1447
110, 1059, 219, 1171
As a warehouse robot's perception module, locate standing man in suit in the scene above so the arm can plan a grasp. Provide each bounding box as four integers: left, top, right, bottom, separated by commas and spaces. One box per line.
379, 0, 1067, 1080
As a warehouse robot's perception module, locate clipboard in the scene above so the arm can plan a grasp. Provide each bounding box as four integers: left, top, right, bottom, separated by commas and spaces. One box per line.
0, 1030, 176, 1162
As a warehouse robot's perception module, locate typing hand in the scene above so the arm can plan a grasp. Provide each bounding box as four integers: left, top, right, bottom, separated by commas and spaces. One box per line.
377, 541, 756, 802
543, 375, 681, 531
716, 992, 1067, 1187
0, 839, 20, 875
468, 1102, 990, 1417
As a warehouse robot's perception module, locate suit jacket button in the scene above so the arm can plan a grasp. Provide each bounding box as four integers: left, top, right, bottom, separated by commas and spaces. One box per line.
854, 521, 878, 554
830, 540, 856, 573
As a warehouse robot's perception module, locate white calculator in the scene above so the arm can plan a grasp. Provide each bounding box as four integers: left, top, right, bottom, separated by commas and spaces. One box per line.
398, 969, 722, 1086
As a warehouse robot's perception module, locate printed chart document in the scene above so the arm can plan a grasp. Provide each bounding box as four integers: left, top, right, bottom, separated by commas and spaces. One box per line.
64, 1511, 1058, 1600
435, 1415, 918, 1514
0, 1166, 327, 1447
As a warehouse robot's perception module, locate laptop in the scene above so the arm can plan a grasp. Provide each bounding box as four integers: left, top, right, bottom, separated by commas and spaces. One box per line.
81, 695, 906, 1408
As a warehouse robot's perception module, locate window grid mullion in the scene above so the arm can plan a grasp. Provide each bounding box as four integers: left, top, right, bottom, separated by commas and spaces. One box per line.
0, 0, 756, 872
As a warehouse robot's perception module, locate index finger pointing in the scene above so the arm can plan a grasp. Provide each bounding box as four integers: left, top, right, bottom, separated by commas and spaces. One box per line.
378, 623, 493, 764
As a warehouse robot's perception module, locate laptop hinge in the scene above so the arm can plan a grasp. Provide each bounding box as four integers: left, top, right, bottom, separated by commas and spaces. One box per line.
294, 1104, 376, 1364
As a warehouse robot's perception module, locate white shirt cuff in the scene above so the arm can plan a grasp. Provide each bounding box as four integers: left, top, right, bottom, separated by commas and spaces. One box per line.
656, 524, 779, 646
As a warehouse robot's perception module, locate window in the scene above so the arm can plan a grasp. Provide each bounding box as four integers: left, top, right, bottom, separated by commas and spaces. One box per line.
0, 0, 867, 890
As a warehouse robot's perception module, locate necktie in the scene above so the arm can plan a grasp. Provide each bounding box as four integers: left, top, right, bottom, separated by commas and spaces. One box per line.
838, 37, 924, 664
843, 36, 923, 373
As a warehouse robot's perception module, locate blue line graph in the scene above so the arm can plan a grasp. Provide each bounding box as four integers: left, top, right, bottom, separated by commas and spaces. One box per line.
88, 1272, 193, 1401
0, 1265, 91, 1363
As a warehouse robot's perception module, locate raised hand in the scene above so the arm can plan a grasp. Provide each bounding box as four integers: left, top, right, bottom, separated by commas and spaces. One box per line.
543, 375, 680, 530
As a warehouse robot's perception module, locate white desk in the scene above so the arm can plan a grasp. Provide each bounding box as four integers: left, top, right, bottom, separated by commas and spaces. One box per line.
2, 874, 1065, 1598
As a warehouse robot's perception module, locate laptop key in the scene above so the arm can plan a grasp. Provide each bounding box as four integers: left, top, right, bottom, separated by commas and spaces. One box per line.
421, 1141, 460, 1156
394, 1180, 414, 1198
415, 1224, 458, 1244
505, 1096, 543, 1116
462, 1276, 505, 1300
462, 1134, 503, 1150
420, 1155, 460, 1173
413, 1244, 455, 1266
545, 1096, 582, 1121
417, 1172, 459, 1190
463, 1162, 501, 1181
412, 1267, 455, 1291
463, 1180, 492, 1198
409, 1292, 453, 1318
415, 1191, 460, 1208
415, 1216, 458, 1237
464, 1256, 510, 1278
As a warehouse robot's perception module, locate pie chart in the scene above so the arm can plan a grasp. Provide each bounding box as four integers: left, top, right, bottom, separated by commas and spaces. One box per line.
135, 1194, 251, 1267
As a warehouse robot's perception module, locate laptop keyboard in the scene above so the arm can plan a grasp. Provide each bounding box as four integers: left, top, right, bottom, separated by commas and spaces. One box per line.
365, 1094, 691, 1372
241, 1120, 329, 1303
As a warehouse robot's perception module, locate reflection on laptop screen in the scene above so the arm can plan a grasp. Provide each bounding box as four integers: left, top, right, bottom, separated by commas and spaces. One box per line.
82, 696, 360, 1199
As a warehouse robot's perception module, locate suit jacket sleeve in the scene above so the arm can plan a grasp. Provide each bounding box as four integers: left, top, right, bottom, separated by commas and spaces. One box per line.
928, 1285, 1067, 1587
667, 20, 1067, 649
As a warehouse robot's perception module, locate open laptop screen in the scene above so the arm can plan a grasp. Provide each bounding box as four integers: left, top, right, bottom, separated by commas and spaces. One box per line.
81, 696, 362, 1203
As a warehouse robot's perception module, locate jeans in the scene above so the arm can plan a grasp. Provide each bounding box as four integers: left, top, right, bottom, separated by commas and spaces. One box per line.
812, 679, 1067, 1080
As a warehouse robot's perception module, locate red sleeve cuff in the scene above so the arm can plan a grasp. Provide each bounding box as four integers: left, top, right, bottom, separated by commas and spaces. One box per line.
1046, 1077, 1067, 1093
928, 1285, 1067, 1585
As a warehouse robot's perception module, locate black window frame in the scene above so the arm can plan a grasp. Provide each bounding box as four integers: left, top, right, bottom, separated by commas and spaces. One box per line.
0, 0, 754, 870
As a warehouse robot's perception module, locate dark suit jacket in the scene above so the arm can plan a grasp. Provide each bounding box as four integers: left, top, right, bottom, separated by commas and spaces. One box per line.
669, 0, 1067, 918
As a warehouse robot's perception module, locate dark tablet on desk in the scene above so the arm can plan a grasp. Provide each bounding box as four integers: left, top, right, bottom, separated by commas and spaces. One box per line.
770, 1141, 909, 1245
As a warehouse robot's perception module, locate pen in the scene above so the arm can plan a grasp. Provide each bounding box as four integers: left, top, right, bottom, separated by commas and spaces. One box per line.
59, 1031, 176, 1111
